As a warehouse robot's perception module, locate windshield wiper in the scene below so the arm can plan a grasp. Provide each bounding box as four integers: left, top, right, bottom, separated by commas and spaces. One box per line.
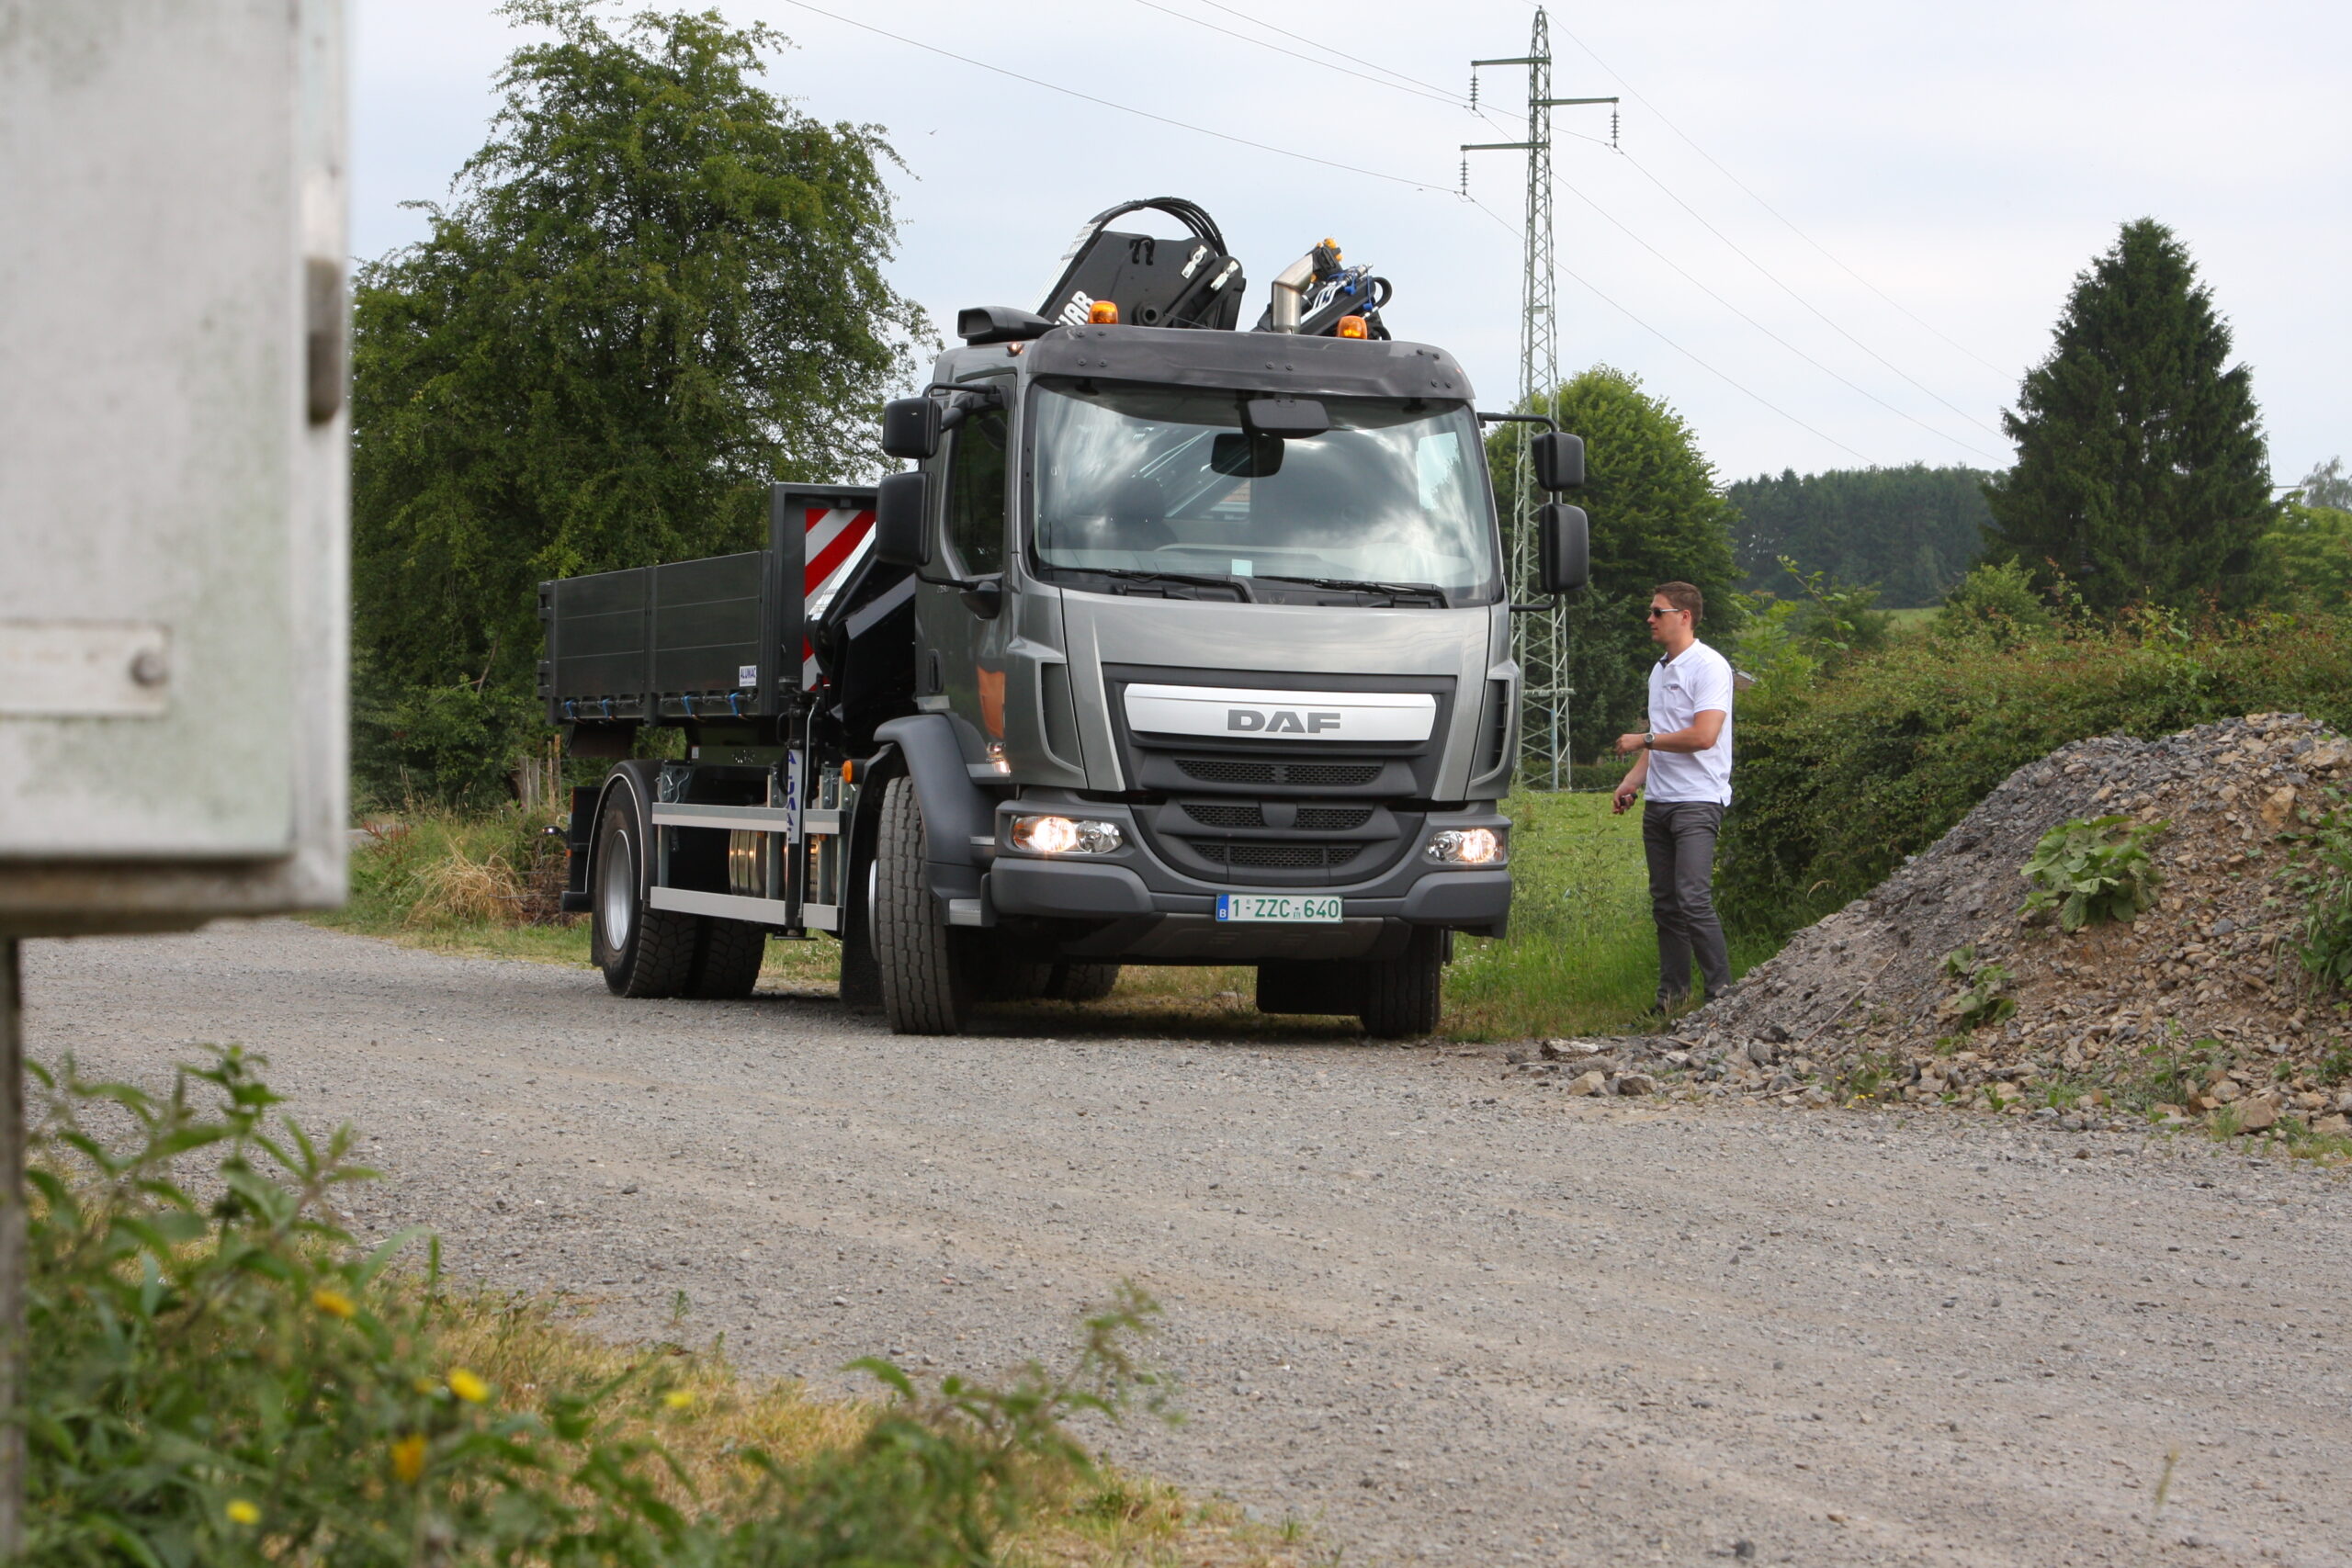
1077, 566, 1255, 603
1253, 575, 1450, 607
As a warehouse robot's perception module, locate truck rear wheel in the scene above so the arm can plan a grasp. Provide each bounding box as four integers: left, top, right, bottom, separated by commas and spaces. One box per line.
686, 918, 766, 999
1358, 927, 1445, 1038
1045, 962, 1120, 1002
874, 774, 970, 1034
592, 766, 702, 998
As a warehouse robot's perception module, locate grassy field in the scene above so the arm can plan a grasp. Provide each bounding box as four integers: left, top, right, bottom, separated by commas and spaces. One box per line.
317, 792, 1770, 1042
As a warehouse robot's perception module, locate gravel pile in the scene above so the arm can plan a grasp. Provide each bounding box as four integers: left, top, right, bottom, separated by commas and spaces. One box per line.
1510, 715, 2352, 1136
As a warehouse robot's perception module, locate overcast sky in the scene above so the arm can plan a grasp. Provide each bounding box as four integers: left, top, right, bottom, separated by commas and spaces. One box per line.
354, 0, 2348, 487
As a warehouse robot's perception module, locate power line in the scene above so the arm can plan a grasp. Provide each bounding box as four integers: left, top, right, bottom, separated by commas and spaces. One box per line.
1550, 18, 2014, 380
773, 0, 1884, 465
1187, 0, 1510, 113
1550, 173, 2002, 460
766, 0, 1451, 192
1612, 149, 2008, 443
1465, 196, 1869, 462
1129, 0, 1470, 109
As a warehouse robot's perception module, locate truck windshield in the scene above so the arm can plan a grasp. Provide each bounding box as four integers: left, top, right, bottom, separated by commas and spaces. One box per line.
1029, 381, 1497, 601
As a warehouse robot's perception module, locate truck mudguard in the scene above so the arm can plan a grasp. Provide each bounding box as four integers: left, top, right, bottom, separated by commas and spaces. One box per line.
873, 714, 993, 881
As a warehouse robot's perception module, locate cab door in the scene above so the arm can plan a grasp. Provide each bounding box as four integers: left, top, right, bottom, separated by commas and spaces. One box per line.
920, 383, 1015, 764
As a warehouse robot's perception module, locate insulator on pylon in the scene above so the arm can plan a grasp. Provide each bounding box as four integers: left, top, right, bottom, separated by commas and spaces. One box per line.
1458, 157, 1468, 196
1611, 107, 1621, 149
1469, 72, 1478, 109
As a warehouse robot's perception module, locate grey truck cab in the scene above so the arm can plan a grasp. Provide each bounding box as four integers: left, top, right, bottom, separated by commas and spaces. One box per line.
542, 200, 1588, 1036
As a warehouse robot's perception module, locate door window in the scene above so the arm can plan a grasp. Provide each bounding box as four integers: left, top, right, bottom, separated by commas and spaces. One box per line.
942, 406, 1009, 576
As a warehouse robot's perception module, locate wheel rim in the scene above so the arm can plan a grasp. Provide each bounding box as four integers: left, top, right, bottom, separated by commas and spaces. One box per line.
865, 859, 879, 953
601, 825, 636, 949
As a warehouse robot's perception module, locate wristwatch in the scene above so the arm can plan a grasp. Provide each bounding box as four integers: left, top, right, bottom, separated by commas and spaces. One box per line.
1643, 732, 1656, 750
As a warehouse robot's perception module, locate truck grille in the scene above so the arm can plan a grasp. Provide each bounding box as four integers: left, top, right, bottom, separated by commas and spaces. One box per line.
1188, 841, 1366, 870
1295, 806, 1374, 830
1177, 757, 1383, 788
1184, 802, 1264, 829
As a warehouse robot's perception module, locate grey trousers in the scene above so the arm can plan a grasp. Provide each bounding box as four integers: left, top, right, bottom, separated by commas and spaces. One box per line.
1642, 799, 1732, 1008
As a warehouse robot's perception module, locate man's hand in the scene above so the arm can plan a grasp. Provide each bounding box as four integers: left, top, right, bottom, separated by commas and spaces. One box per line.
1613, 730, 1648, 756
1611, 778, 1639, 816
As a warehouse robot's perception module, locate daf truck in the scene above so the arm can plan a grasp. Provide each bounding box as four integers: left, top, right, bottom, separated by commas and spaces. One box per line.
539, 198, 1589, 1036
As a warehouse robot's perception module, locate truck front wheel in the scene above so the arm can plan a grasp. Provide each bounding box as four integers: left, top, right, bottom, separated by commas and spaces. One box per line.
1358, 928, 1445, 1038
873, 774, 971, 1034
591, 767, 703, 998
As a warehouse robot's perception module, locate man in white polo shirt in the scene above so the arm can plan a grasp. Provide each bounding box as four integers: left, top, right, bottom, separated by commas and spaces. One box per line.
1611, 581, 1735, 1014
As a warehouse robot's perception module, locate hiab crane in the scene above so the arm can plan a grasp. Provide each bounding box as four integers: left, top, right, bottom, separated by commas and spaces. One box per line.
538, 198, 1591, 1036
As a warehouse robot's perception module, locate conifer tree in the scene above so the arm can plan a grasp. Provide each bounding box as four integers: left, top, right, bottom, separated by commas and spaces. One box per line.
1983, 219, 2273, 613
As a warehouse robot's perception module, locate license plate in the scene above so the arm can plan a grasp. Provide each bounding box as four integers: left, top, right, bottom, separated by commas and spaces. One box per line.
1216, 893, 1342, 923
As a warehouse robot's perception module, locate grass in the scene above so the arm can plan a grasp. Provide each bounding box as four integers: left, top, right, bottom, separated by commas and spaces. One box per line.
435, 1289, 1318, 1567
323, 793, 1774, 1043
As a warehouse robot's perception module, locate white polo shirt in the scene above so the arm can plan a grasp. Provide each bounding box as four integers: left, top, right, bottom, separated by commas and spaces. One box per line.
1645, 639, 1735, 805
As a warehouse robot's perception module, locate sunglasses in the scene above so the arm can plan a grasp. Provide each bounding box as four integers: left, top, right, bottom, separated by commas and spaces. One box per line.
1645, 606, 1682, 619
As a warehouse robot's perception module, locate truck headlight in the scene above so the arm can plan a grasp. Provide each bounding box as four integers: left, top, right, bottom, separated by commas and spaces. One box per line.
1425, 827, 1506, 865
1009, 815, 1124, 855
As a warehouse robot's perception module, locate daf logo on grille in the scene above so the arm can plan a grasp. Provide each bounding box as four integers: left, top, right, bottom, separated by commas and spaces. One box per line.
1228, 708, 1342, 734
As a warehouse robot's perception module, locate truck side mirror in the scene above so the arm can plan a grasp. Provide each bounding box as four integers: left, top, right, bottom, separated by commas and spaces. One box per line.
875, 470, 930, 568
1537, 502, 1589, 594
1532, 431, 1585, 491
881, 397, 941, 461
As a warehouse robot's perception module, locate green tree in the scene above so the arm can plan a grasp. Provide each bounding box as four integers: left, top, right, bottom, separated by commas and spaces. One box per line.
2297, 456, 2351, 510
2260, 501, 2352, 614
1727, 464, 1995, 607
1493, 367, 1743, 761
1982, 219, 2274, 614
352, 0, 927, 803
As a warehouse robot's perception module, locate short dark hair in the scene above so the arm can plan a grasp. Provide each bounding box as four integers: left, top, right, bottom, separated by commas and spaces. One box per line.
1653, 581, 1703, 626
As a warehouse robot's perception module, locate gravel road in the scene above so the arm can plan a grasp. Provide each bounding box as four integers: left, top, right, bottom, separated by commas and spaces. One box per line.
22, 921, 2352, 1566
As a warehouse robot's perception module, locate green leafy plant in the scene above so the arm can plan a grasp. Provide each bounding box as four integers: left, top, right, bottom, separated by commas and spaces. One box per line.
23, 1048, 1162, 1566
1937, 946, 2018, 1028
2020, 814, 2168, 931
2284, 785, 2352, 992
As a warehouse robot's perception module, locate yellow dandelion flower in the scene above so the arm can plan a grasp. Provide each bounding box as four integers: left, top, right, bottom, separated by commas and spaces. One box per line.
225, 1499, 261, 1527
662, 1390, 695, 1411
447, 1369, 489, 1404
390, 1433, 426, 1485
311, 1287, 356, 1320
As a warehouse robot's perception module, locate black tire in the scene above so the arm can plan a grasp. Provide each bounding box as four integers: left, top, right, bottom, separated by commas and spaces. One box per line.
687, 918, 766, 998
1045, 962, 1121, 1002
1358, 927, 1444, 1038
590, 764, 701, 998
874, 774, 969, 1034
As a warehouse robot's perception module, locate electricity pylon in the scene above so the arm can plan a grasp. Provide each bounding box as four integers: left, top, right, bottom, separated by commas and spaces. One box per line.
1464, 8, 1615, 790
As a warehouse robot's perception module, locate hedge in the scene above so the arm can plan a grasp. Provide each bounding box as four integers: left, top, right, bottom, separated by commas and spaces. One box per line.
1716, 616, 2352, 936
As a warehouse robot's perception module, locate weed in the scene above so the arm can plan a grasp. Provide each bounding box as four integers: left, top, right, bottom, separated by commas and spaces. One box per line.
2021, 815, 2168, 931
1936, 946, 2018, 1028
2285, 786, 2352, 992
1837, 1049, 1901, 1103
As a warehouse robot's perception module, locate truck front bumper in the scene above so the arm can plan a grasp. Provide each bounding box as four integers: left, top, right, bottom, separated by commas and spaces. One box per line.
983, 797, 1512, 961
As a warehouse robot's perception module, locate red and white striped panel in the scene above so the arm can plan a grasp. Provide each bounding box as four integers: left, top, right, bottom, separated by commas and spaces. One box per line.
800, 505, 876, 689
